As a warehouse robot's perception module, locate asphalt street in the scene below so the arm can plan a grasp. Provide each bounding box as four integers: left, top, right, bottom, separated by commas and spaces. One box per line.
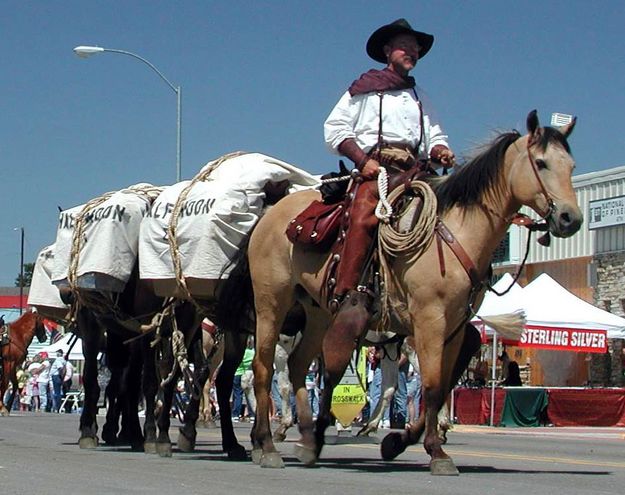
1, 412, 624, 495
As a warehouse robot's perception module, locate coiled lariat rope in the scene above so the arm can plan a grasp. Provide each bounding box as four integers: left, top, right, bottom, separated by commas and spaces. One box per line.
375, 173, 438, 329
67, 184, 163, 324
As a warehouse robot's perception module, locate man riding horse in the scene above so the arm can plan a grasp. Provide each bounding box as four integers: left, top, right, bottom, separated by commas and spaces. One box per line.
323, 18, 455, 347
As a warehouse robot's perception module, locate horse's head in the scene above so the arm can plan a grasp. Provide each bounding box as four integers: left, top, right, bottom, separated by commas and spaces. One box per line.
34, 313, 47, 343
508, 110, 583, 238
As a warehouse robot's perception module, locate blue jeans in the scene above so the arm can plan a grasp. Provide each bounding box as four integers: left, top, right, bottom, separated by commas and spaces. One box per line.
232, 375, 243, 418
51, 375, 64, 412
38, 381, 49, 411
307, 387, 319, 418
369, 367, 389, 421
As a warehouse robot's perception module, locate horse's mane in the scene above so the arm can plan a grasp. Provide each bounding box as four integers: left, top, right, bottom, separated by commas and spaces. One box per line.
430, 127, 571, 214
429, 131, 520, 213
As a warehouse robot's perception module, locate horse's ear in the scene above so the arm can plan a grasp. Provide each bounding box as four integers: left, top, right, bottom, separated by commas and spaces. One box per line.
526, 110, 539, 135
559, 116, 577, 138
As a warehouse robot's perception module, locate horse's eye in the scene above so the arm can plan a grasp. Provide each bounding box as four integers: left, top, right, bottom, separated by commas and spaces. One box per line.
535, 159, 548, 170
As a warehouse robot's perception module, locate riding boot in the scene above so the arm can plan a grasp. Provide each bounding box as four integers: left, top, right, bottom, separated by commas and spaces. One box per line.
332, 180, 379, 298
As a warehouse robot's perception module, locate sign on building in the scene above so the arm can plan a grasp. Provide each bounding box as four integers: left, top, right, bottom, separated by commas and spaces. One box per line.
588, 195, 625, 230
519, 325, 608, 353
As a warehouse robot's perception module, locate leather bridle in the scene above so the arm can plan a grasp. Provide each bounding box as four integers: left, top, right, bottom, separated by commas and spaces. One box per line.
526, 131, 555, 221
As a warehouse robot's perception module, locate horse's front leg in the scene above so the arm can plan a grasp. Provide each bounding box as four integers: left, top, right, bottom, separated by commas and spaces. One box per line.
0, 373, 10, 416
382, 323, 481, 475
5, 372, 19, 414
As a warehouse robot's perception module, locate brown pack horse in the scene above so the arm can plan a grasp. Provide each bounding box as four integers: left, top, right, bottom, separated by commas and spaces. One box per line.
0, 311, 47, 415
247, 111, 582, 474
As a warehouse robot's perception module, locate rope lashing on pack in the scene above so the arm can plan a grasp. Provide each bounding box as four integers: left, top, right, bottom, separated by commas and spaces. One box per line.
67, 184, 164, 324
167, 151, 248, 311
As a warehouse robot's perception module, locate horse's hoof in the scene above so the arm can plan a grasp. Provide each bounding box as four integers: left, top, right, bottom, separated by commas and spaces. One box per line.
144, 441, 157, 454
177, 432, 196, 453
430, 458, 459, 476
226, 444, 248, 461
273, 431, 287, 443
200, 420, 217, 429
156, 442, 173, 458
293, 443, 317, 466
78, 436, 98, 449
251, 448, 263, 464
260, 452, 285, 469
0, 409, 10, 417
380, 432, 406, 461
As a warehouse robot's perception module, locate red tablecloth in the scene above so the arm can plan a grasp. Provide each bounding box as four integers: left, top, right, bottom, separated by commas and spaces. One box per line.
453, 388, 506, 425
546, 388, 625, 427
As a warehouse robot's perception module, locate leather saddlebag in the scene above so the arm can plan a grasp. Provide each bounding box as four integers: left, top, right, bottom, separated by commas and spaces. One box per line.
286, 200, 344, 250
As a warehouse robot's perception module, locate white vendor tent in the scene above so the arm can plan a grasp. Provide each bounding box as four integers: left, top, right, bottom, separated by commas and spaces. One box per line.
521, 273, 625, 338
474, 273, 525, 321
38, 333, 85, 361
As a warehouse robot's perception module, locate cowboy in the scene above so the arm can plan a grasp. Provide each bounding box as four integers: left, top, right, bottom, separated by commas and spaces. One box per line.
323, 18, 455, 335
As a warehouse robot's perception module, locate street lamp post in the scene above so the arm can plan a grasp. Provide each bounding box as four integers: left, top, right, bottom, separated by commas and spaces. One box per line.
73, 45, 182, 182
13, 227, 24, 315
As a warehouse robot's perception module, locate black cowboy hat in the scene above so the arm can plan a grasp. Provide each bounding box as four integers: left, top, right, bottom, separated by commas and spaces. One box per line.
366, 18, 434, 63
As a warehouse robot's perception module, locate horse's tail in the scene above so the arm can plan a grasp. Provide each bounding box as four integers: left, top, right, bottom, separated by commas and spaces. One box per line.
216, 242, 255, 336
478, 310, 526, 341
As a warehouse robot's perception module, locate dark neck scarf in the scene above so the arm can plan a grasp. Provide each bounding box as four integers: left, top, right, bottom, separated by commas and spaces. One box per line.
348, 68, 415, 96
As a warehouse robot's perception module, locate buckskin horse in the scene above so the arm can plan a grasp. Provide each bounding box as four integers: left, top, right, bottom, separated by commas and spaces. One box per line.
246, 111, 582, 474
0, 311, 47, 415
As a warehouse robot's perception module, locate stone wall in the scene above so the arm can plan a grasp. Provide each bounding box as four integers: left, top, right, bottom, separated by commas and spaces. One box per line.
592, 251, 625, 386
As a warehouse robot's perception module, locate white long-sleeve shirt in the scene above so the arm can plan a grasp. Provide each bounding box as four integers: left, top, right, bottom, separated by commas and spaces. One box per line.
324, 85, 449, 160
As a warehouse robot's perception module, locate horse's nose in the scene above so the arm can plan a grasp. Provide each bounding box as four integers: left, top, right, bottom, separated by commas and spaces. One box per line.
556, 205, 583, 236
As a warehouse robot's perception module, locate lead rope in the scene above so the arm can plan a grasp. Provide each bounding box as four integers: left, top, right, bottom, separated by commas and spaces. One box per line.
374, 168, 393, 222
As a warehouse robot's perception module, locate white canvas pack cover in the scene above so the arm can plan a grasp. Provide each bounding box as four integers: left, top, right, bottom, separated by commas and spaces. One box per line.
139, 152, 319, 294
28, 244, 69, 318
51, 184, 161, 292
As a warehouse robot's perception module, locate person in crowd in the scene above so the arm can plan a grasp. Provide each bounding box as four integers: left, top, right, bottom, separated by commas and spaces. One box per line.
232, 337, 255, 422
27, 356, 41, 411
49, 349, 67, 413
502, 361, 523, 387
469, 351, 489, 387
17, 364, 30, 411
368, 345, 408, 429
35, 352, 51, 412
62, 359, 74, 412
323, 18, 454, 344
498, 350, 511, 382
305, 359, 320, 420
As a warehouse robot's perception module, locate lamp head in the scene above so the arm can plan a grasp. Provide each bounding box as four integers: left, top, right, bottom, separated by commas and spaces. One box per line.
73, 46, 105, 58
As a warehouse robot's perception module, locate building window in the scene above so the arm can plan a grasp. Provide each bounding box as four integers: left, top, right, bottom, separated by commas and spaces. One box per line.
492, 233, 510, 264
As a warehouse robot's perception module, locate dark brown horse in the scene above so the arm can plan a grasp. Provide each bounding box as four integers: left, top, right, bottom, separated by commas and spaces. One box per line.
0, 311, 47, 415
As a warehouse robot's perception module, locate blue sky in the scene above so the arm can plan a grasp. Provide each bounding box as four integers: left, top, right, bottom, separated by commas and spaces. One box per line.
1, 1, 624, 287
